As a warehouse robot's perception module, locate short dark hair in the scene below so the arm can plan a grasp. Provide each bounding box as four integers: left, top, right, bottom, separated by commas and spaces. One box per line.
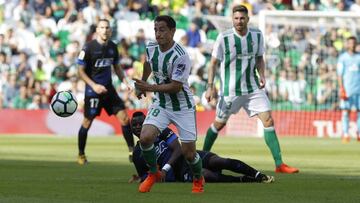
154, 15, 176, 29
232, 5, 248, 15
98, 18, 110, 25
347, 36, 357, 42
132, 111, 146, 119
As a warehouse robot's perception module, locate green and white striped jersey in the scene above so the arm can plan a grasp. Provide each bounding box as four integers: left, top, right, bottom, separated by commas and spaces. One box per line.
212, 27, 264, 96
145, 41, 194, 111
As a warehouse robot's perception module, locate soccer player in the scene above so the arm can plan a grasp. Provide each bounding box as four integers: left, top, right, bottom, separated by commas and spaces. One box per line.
133, 15, 204, 193
130, 111, 275, 184
76, 19, 134, 165
203, 5, 299, 174
337, 36, 360, 143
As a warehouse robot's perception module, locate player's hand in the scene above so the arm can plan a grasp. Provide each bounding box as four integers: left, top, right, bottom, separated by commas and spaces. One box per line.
259, 76, 266, 89
135, 89, 145, 99
160, 170, 167, 182
340, 86, 348, 100
133, 78, 151, 92
92, 84, 107, 94
205, 87, 217, 103
128, 174, 141, 183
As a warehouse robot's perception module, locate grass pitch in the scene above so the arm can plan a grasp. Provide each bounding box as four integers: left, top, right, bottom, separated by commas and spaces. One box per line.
0, 135, 359, 203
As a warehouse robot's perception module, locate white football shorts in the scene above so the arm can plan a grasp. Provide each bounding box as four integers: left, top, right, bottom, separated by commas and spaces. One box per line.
215, 89, 271, 123
143, 103, 197, 143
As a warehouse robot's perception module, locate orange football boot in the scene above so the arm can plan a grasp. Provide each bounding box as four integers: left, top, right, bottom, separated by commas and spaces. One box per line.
275, 163, 299, 173
138, 170, 162, 193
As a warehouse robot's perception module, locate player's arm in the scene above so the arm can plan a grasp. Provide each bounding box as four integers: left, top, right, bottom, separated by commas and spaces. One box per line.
160, 128, 182, 177
131, 145, 148, 182
78, 64, 107, 94
134, 56, 190, 94
113, 63, 131, 88
205, 57, 219, 102
337, 61, 347, 100
255, 55, 266, 89
134, 79, 182, 94
141, 61, 152, 82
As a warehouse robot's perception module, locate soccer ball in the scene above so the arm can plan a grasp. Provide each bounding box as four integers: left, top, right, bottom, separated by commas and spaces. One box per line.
50, 91, 78, 117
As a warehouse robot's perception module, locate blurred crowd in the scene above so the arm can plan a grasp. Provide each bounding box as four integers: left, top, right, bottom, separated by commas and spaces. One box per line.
0, 0, 360, 111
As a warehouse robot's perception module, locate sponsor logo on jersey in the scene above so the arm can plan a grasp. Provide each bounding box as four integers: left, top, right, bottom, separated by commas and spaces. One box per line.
174, 64, 185, 76
153, 71, 169, 82
94, 58, 113, 67
155, 140, 168, 157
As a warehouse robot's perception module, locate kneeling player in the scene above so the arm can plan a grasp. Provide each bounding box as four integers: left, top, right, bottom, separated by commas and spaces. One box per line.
129, 111, 274, 183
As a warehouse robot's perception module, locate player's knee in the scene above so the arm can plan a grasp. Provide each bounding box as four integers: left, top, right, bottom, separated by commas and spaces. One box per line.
139, 130, 156, 147
116, 111, 129, 125
82, 118, 93, 128
263, 117, 274, 128
183, 150, 197, 162
214, 121, 226, 131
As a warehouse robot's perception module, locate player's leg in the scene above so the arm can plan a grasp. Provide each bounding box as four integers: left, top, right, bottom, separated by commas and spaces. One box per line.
246, 90, 298, 173
356, 95, 360, 141
357, 110, 360, 141
182, 142, 204, 193
205, 152, 262, 179
115, 110, 134, 161
77, 96, 100, 165
77, 116, 93, 165
138, 106, 169, 193
203, 96, 238, 151
137, 124, 161, 193
257, 111, 298, 173
106, 86, 134, 160
203, 168, 271, 183
203, 121, 226, 151
341, 110, 350, 143
174, 108, 204, 193
340, 96, 351, 143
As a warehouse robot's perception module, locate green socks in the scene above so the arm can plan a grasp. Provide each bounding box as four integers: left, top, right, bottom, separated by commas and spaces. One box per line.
264, 127, 283, 167
140, 144, 157, 173
187, 152, 203, 179
203, 124, 218, 151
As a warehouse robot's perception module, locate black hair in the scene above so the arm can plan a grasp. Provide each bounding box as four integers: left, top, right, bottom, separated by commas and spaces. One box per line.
154, 15, 176, 29
232, 5, 248, 15
130, 111, 146, 137
132, 111, 146, 119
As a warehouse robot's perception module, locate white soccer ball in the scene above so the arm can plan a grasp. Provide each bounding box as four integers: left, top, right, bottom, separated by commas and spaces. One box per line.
50, 91, 78, 117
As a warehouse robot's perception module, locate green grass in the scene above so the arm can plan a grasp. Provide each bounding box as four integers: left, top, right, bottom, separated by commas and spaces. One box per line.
0, 136, 359, 203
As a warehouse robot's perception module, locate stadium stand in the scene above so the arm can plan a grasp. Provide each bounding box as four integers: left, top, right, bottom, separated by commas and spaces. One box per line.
0, 0, 360, 138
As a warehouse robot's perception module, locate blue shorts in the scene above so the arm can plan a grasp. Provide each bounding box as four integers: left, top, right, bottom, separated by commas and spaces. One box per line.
340, 94, 360, 110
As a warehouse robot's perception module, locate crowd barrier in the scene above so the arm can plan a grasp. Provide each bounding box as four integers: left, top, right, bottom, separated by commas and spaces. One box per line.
0, 109, 357, 138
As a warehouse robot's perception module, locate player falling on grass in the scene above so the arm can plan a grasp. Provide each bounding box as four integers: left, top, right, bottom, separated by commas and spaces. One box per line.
203, 5, 299, 174
133, 15, 204, 193
76, 19, 134, 165
337, 36, 360, 143
129, 111, 275, 184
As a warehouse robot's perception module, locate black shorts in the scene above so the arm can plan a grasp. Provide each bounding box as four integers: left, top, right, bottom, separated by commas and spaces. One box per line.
84, 85, 125, 119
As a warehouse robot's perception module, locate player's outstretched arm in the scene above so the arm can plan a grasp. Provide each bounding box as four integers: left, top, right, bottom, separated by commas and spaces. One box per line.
134, 78, 182, 94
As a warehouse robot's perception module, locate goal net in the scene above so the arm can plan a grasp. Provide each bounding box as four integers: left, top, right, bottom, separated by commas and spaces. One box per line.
206, 11, 360, 138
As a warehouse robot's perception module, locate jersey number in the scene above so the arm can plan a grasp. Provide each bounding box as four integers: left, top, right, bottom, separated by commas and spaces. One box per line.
90, 98, 99, 108
148, 108, 160, 117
